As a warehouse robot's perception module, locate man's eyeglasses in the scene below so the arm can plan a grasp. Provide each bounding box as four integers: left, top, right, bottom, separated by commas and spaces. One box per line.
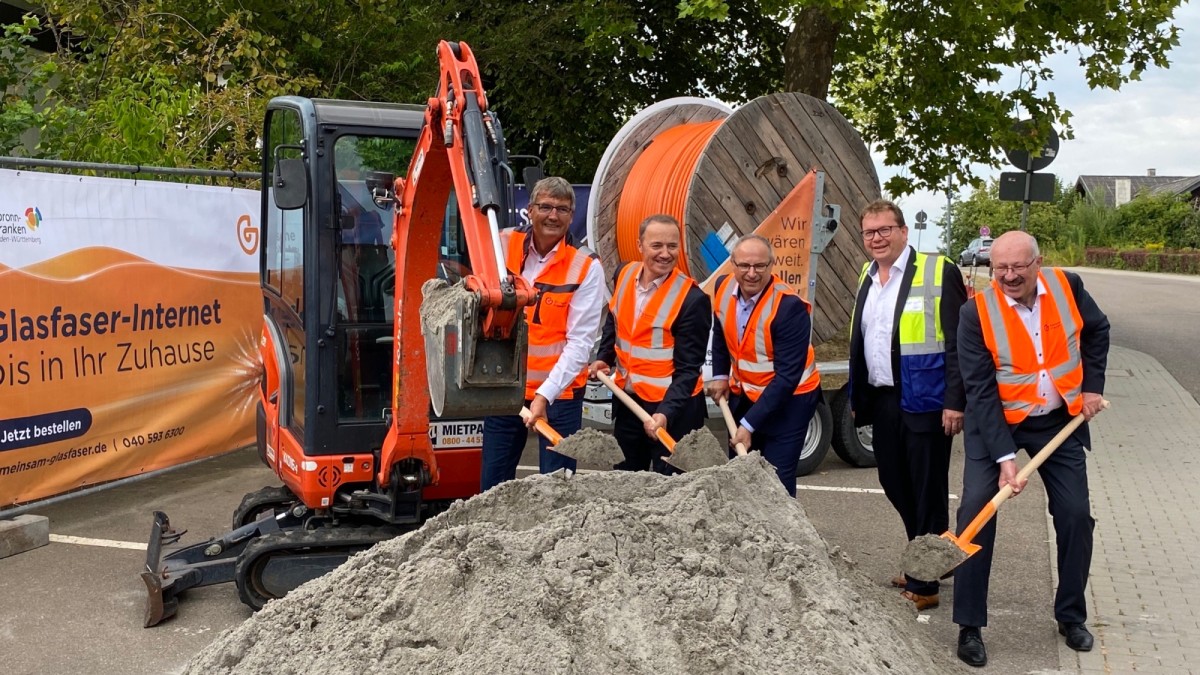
862, 226, 899, 240
994, 259, 1037, 275
732, 262, 770, 273
533, 203, 573, 216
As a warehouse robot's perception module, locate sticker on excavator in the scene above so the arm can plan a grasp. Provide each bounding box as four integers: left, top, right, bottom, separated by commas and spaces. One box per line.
428, 420, 484, 448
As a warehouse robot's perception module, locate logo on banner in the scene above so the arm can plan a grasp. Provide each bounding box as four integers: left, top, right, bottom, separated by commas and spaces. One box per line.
0, 206, 42, 244
237, 214, 258, 255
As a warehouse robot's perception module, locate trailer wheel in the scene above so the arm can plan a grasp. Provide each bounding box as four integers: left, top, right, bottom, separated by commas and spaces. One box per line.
831, 383, 876, 468
796, 397, 833, 477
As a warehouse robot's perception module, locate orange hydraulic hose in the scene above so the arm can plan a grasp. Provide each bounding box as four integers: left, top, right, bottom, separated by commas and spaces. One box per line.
615, 120, 723, 274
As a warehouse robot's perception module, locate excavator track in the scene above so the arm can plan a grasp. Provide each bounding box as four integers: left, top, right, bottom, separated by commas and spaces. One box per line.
234, 525, 399, 610
231, 485, 297, 530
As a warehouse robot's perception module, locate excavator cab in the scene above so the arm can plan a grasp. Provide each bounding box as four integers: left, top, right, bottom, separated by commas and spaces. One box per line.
142, 41, 535, 626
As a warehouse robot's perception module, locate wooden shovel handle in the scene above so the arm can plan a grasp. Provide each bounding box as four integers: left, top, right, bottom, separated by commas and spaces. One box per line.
958, 400, 1107, 544
595, 370, 677, 452
717, 398, 748, 457
519, 406, 562, 446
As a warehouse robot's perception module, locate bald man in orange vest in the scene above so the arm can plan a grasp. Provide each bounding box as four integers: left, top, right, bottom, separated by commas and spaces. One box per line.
952, 231, 1110, 667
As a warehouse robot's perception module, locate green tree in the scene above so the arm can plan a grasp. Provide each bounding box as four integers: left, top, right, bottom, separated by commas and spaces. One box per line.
945, 179, 1067, 257
0, 15, 57, 155
14, 0, 785, 179
681, 0, 1183, 196
1116, 192, 1199, 249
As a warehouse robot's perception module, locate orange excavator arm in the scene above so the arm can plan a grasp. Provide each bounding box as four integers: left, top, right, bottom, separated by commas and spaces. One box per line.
379, 40, 534, 492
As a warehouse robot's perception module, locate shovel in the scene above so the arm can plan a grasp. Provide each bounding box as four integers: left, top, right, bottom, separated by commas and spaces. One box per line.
903, 401, 1107, 582
518, 406, 624, 465
594, 370, 725, 471
716, 397, 749, 457
519, 406, 564, 446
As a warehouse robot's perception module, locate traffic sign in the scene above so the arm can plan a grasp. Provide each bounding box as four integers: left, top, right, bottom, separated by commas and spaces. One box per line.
980, 226, 990, 237
998, 171, 1056, 203
1004, 120, 1060, 172
914, 210, 927, 230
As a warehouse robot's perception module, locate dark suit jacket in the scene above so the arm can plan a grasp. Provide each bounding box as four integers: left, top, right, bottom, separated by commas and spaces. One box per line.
849, 247, 968, 433
958, 269, 1110, 462
710, 275, 812, 433
597, 263, 712, 422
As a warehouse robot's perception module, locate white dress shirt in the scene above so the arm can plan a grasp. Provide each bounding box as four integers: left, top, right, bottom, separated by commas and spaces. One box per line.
522, 240, 606, 404
861, 246, 912, 386
995, 278, 1064, 463
634, 270, 668, 319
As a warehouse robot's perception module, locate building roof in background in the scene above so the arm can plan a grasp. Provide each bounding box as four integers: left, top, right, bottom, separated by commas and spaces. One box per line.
1075, 174, 1200, 208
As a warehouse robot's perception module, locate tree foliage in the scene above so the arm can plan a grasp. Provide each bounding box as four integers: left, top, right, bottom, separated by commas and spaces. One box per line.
5, 1, 785, 180
943, 178, 1069, 256
681, 0, 1184, 196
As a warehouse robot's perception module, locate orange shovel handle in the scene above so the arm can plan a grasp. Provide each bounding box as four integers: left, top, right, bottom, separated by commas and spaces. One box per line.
955, 402, 1105, 546
596, 370, 678, 452
519, 406, 563, 446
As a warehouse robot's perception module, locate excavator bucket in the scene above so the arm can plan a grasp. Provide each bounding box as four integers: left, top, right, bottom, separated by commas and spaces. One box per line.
421, 279, 527, 418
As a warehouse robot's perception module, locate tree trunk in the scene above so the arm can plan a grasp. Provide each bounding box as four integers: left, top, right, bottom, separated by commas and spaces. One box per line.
784, 7, 840, 99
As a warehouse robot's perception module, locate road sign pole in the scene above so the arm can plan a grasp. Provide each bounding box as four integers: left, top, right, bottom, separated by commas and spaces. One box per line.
1020, 156, 1032, 231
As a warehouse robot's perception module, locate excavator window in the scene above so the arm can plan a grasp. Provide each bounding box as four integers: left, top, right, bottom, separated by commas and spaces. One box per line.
333, 135, 411, 422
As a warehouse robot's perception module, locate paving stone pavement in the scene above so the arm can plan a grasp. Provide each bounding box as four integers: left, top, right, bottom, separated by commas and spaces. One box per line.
1056, 345, 1200, 674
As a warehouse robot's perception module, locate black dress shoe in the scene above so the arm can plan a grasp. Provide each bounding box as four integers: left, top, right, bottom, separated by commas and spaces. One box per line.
1058, 622, 1094, 651
957, 626, 987, 667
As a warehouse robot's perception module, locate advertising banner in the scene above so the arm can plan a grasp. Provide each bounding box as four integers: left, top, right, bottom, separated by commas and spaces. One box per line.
0, 169, 261, 505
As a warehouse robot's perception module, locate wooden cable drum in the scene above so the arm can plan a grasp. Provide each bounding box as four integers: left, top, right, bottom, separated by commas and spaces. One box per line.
587, 93, 881, 344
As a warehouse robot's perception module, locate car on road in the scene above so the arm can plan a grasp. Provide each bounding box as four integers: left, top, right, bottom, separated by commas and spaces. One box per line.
959, 237, 993, 267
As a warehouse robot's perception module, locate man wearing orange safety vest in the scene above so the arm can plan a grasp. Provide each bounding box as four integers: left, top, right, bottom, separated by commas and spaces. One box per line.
480, 177, 605, 491
589, 214, 711, 475
952, 231, 1110, 668
706, 235, 820, 497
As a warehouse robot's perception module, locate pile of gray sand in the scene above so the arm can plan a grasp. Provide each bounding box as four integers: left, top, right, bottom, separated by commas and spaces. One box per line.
186, 455, 959, 675
552, 427, 623, 465
669, 428, 727, 471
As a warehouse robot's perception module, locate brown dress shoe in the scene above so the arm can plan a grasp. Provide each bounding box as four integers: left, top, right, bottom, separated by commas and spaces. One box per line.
890, 574, 907, 588
901, 590, 939, 610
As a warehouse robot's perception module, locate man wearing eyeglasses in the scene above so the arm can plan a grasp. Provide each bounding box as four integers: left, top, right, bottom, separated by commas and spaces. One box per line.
705, 235, 820, 496
589, 214, 711, 474
480, 177, 605, 490
848, 199, 969, 611
952, 230, 1109, 667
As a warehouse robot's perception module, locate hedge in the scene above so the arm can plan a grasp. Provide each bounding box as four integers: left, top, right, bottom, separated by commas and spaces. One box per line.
1085, 248, 1200, 275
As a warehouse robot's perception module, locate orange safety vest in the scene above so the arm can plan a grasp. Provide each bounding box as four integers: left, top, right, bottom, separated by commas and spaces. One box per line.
610, 263, 703, 402
714, 275, 820, 401
976, 268, 1084, 424
501, 229, 596, 401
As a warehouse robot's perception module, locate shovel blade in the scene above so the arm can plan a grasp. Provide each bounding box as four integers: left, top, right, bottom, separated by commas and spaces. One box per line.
941, 530, 982, 557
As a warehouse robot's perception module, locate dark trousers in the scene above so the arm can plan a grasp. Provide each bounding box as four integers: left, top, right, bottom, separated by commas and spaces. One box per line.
867, 385, 952, 595
612, 391, 706, 475
480, 393, 583, 492
953, 408, 1094, 627
730, 389, 820, 497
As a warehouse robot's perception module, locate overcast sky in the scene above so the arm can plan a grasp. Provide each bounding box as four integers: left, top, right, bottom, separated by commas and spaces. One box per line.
877, 3, 1200, 252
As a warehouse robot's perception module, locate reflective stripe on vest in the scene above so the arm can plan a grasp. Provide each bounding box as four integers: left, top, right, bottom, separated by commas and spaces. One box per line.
610, 263, 701, 401
500, 228, 595, 400
976, 268, 1084, 424
714, 276, 819, 401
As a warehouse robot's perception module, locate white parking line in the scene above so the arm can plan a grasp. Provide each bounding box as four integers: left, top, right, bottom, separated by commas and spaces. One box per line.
49, 534, 147, 551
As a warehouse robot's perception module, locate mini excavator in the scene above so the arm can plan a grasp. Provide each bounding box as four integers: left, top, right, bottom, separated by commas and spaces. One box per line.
141, 41, 536, 626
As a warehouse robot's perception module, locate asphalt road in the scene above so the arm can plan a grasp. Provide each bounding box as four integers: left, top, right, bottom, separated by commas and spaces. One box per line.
2, 265, 1190, 675
1068, 267, 1200, 402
